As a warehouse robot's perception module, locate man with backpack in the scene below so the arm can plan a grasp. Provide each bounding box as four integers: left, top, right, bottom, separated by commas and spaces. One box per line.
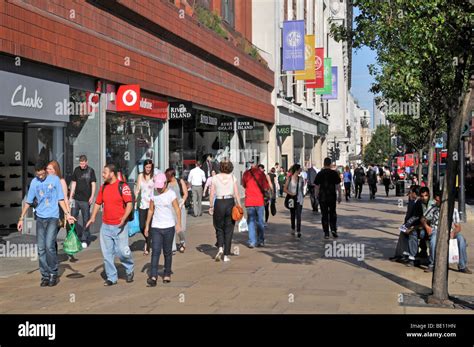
86, 163, 135, 286
353, 164, 366, 199
367, 164, 378, 200
307, 163, 319, 213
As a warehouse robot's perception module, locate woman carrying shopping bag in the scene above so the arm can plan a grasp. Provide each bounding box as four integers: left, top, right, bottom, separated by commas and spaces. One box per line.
134, 159, 154, 255
209, 160, 241, 262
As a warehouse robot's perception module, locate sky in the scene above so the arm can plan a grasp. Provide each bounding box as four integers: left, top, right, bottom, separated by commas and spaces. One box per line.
350, 7, 378, 128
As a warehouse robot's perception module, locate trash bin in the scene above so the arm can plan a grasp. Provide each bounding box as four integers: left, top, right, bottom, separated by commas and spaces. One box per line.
396, 180, 405, 196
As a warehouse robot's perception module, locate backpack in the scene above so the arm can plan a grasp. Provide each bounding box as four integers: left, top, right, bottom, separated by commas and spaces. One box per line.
101, 181, 135, 221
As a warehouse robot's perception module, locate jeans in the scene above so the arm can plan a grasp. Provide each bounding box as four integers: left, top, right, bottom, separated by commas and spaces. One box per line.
138, 208, 151, 252
150, 227, 175, 278
408, 228, 424, 260
247, 205, 265, 246
191, 185, 203, 216
428, 231, 468, 270
290, 203, 303, 232
279, 182, 285, 197
308, 185, 319, 211
213, 198, 235, 255
100, 223, 134, 283
36, 217, 59, 279
71, 200, 91, 243
344, 182, 351, 200
320, 199, 337, 234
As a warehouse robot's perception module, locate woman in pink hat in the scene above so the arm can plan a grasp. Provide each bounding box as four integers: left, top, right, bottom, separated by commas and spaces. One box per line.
144, 173, 182, 286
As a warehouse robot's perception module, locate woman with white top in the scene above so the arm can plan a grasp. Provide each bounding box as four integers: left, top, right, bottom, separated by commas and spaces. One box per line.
209, 160, 241, 262
284, 164, 305, 238
134, 159, 154, 255
144, 173, 182, 286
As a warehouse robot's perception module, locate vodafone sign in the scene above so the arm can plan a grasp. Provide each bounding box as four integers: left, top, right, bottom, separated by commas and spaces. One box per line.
116, 84, 140, 111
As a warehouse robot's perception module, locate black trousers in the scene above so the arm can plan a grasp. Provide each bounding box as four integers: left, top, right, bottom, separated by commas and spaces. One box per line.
290, 203, 303, 232
355, 183, 363, 198
138, 208, 152, 252
320, 199, 337, 234
383, 179, 390, 196
344, 182, 351, 200
308, 185, 319, 212
369, 183, 377, 199
213, 198, 235, 256
264, 201, 270, 223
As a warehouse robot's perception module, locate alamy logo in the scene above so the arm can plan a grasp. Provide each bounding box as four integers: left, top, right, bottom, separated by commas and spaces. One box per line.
0, 242, 37, 261
18, 321, 56, 341
324, 241, 365, 261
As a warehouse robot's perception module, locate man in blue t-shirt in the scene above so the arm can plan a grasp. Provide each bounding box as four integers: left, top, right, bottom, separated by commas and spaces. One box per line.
17, 162, 76, 287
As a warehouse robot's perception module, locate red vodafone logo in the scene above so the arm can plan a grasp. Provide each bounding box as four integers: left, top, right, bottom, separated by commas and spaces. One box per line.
116, 84, 140, 111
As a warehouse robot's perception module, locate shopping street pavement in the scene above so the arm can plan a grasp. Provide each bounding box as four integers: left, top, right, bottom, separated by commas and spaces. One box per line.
1, 189, 474, 314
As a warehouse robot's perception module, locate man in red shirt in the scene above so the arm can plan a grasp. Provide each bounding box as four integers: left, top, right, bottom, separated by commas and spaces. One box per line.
242, 160, 270, 248
86, 164, 135, 286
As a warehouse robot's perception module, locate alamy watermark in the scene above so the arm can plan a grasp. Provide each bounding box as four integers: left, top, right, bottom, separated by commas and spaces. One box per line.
0, 242, 38, 261
324, 241, 365, 261
378, 98, 420, 119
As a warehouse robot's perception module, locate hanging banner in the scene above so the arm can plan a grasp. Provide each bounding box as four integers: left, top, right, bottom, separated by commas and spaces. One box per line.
295, 35, 315, 80
322, 67, 338, 100
282, 20, 305, 71
306, 47, 325, 88
315, 58, 332, 95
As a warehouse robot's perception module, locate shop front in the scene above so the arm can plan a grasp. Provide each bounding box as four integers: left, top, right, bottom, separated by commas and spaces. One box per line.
105, 84, 167, 186
0, 70, 69, 231
168, 102, 269, 181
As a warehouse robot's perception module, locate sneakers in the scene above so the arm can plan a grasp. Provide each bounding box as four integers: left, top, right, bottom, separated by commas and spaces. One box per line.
40, 278, 49, 287
48, 275, 58, 287
215, 247, 224, 261
257, 242, 265, 247
424, 266, 433, 273
331, 231, 339, 238
248, 244, 255, 249
146, 277, 157, 287
126, 272, 134, 283
104, 280, 117, 286
324, 234, 330, 240
81, 242, 88, 249
459, 267, 472, 274
223, 256, 231, 262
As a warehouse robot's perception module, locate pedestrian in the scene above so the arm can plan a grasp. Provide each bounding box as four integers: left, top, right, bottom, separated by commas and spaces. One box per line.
242, 160, 270, 248
202, 154, 219, 180
86, 164, 135, 286
143, 173, 182, 286
258, 164, 274, 227
390, 185, 420, 262
382, 166, 392, 197
187, 161, 206, 217
343, 165, 352, 201
268, 167, 278, 216
165, 168, 188, 254
367, 164, 378, 200
353, 163, 366, 199
69, 155, 97, 248
314, 158, 342, 239
277, 168, 286, 197
134, 159, 154, 255
46, 160, 71, 253
209, 160, 241, 262
18, 162, 76, 287
307, 163, 319, 212
284, 164, 305, 238
203, 170, 216, 197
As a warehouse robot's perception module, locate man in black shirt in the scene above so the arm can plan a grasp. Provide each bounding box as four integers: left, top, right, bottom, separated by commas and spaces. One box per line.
353, 164, 366, 199
314, 157, 342, 239
69, 155, 97, 248
366, 164, 378, 200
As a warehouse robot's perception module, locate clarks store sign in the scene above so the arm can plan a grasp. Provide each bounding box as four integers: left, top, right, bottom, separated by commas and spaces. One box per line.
0, 71, 69, 122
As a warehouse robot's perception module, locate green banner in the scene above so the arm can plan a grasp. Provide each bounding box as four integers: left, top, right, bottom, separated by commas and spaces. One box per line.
277, 125, 291, 136
315, 58, 332, 95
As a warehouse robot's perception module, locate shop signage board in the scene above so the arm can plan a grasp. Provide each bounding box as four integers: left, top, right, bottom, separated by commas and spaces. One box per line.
116, 84, 140, 111
0, 71, 69, 122
218, 120, 234, 132
237, 119, 254, 130
277, 125, 291, 136
169, 102, 193, 119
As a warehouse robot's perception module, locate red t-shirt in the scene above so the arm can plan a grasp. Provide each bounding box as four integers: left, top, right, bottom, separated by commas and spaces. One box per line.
95, 180, 132, 225
242, 168, 269, 207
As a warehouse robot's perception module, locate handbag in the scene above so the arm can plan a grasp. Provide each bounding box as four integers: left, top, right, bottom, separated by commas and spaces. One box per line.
284, 177, 299, 210
232, 205, 244, 221
128, 210, 141, 237
270, 199, 277, 216
249, 169, 272, 203
449, 239, 460, 264
389, 183, 395, 190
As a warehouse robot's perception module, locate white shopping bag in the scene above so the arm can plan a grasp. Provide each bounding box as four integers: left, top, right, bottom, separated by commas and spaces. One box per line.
238, 218, 248, 233
448, 239, 459, 264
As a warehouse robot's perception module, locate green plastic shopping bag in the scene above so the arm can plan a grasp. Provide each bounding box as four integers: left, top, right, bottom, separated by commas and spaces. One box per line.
63, 224, 83, 255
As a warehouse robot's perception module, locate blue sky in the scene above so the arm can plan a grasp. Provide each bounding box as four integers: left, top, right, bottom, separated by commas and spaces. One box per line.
350, 7, 378, 127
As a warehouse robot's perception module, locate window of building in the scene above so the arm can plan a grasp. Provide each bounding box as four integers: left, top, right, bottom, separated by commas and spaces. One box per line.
221, 0, 234, 28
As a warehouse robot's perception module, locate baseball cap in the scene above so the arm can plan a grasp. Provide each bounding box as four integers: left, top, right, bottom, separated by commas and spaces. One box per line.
153, 173, 167, 189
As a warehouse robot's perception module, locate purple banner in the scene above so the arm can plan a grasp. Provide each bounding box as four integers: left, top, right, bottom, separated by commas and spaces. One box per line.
282, 20, 305, 71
